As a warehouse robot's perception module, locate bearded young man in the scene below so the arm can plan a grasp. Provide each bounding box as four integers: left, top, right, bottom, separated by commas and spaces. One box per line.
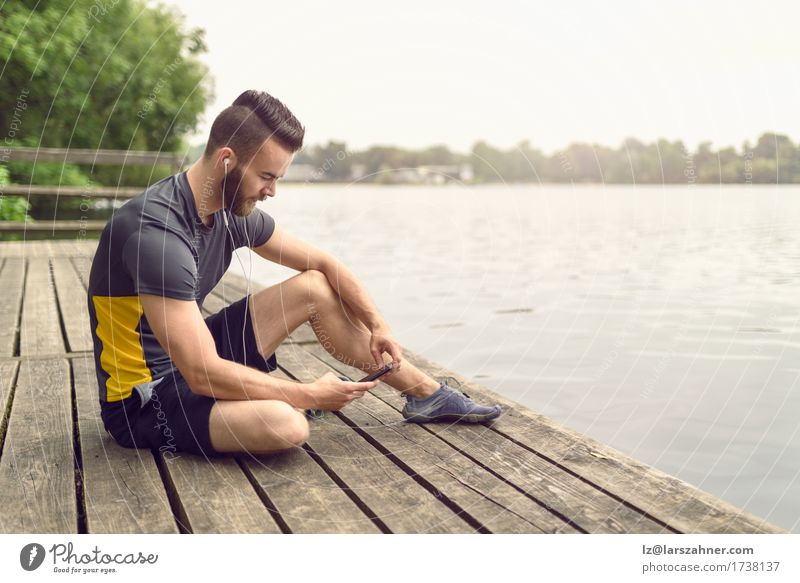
88, 90, 502, 458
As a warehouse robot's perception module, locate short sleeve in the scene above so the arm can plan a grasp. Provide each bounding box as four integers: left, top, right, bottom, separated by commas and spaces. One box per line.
122, 227, 197, 300
233, 208, 276, 248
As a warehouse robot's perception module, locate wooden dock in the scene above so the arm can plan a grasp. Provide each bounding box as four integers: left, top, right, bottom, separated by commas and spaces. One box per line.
0, 240, 785, 534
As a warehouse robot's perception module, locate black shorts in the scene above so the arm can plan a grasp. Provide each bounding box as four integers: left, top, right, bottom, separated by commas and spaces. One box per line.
100, 295, 278, 458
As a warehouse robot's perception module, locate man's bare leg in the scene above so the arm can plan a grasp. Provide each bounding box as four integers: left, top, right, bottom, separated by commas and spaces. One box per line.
248, 269, 440, 398
209, 399, 309, 454
207, 268, 441, 456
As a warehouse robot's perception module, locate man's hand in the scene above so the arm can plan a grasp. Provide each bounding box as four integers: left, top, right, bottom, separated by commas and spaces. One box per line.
305, 372, 378, 411
369, 328, 403, 373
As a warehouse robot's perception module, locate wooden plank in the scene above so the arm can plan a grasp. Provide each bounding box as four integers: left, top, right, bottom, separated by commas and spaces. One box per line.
305, 413, 473, 532
200, 289, 228, 316
239, 447, 381, 534
0, 241, 96, 258
52, 259, 94, 352
0, 221, 107, 233
277, 346, 573, 533
210, 274, 248, 304
239, 369, 381, 533
19, 258, 64, 356
0, 239, 97, 259
5, 146, 184, 167
2, 185, 141, 198
0, 258, 25, 356
301, 344, 671, 533
155, 452, 282, 534
274, 351, 476, 533
286, 322, 319, 344
72, 355, 178, 533
0, 358, 76, 533
241, 321, 321, 347
392, 350, 785, 534
0, 360, 19, 451
70, 256, 93, 289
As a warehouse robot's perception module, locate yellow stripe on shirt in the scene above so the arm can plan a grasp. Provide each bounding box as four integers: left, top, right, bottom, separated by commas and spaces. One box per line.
92, 295, 152, 402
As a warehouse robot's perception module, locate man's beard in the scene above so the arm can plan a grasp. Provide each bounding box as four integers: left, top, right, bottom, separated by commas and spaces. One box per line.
221, 166, 255, 217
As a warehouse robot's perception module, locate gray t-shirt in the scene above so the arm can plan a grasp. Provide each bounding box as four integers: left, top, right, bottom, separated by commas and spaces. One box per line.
88, 171, 275, 404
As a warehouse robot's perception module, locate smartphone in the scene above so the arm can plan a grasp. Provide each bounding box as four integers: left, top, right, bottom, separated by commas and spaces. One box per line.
358, 362, 394, 382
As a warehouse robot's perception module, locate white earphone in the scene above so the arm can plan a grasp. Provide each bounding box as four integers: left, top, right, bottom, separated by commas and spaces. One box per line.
220, 155, 255, 360
222, 157, 230, 227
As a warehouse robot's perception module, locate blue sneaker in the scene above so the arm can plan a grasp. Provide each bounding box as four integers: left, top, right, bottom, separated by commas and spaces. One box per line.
402, 379, 502, 423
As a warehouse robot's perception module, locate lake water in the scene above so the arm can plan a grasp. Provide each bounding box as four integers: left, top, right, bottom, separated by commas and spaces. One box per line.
231, 183, 799, 532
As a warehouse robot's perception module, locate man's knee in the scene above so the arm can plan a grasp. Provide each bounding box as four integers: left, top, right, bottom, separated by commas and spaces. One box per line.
211, 400, 309, 454
301, 269, 337, 304
292, 416, 311, 447
252, 401, 309, 450
280, 408, 310, 447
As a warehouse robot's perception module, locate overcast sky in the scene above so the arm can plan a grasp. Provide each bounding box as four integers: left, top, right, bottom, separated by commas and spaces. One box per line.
163, 0, 798, 154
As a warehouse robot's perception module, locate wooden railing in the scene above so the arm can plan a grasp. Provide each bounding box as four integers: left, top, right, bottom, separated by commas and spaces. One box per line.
0, 147, 187, 233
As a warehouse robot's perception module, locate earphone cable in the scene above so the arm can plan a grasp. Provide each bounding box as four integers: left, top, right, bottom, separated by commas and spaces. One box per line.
222, 161, 255, 366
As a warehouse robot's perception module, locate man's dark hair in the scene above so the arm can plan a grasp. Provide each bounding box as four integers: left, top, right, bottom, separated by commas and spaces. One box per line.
203, 90, 305, 161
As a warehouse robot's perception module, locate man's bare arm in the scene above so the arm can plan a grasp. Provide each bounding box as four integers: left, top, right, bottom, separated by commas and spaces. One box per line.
253, 225, 389, 332
138, 294, 376, 409
139, 293, 310, 404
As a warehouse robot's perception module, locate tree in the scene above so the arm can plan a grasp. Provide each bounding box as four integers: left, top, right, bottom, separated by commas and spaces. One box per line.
0, 0, 212, 188
470, 141, 508, 183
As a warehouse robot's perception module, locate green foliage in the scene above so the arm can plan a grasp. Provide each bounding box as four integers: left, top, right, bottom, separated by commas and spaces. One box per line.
0, 164, 32, 221
0, 195, 31, 222
4, 161, 91, 186
0, 0, 211, 172
1, 0, 211, 221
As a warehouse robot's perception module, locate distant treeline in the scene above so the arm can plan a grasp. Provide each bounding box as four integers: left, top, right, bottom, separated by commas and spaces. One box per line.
293, 132, 799, 184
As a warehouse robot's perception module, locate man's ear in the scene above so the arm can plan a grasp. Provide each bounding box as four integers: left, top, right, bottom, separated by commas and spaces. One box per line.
218, 147, 237, 171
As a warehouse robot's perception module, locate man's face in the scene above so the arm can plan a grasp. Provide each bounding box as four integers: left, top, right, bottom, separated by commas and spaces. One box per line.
222, 139, 293, 217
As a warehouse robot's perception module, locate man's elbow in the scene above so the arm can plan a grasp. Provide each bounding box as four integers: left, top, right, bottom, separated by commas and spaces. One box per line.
180, 357, 221, 398
313, 253, 336, 276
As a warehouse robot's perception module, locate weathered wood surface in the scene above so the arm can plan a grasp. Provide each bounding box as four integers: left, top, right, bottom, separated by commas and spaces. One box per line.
0, 241, 786, 534
0, 240, 99, 258
72, 355, 178, 534
271, 365, 474, 534
237, 439, 382, 534
0, 358, 75, 533
51, 260, 93, 353
0, 360, 19, 457
3, 146, 185, 167
19, 258, 63, 356
276, 346, 573, 534
1, 185, 142, 198
0, 221, 108, 233
155, 452, 283, 534
0, 258, 24, 356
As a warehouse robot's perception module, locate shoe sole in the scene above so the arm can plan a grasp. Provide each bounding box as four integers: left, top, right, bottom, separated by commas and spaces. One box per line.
402, 410, 502, 424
